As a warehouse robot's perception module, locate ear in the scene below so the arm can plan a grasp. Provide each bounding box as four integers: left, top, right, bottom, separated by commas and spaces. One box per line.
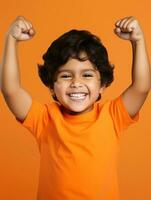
49, 88, 59, 101
99, 85, 106, 94
49, 87, 54, 94
49, 88, 55, 97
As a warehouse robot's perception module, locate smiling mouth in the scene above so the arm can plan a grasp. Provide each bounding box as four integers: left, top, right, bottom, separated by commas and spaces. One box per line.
67, 92, 88, 100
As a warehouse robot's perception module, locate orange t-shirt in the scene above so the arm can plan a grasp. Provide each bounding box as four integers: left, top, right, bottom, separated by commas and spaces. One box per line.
17, 95, 139, 200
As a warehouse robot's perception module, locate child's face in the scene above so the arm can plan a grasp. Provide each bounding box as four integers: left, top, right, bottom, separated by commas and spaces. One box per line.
53, 53, 105, 115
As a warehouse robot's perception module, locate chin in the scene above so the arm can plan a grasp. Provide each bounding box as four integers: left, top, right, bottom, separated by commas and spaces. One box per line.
68, 105, 92, 114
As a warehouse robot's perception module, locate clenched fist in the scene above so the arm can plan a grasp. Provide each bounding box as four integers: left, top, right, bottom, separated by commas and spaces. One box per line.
7, 16, 35, 41
114, 16, 144, 42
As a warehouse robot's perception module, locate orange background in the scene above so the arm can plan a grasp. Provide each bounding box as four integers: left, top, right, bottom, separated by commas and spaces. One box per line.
0, 0, 151, 199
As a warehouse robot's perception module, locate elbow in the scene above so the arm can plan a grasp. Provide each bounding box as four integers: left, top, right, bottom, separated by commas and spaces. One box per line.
1, 78, 21, 96
1, 85, 21, 97
138, 86, 150, 94
132, 82, 151, 94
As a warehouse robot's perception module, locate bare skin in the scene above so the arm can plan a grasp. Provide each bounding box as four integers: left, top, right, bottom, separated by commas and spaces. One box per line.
0, 16, 150, 121
114, 16, 151, 117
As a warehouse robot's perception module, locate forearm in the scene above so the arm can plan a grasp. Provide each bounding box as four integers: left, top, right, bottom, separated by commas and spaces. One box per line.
131, 37, 151, 92
1, 35, 21, 95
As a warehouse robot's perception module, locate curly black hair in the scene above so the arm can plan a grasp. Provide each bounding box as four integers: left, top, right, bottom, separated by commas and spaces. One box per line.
38, 29, 114, 92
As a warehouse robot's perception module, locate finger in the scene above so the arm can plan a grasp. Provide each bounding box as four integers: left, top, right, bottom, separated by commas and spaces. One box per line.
28, 21, 33, 29
115, 19, 121, 27
17, 19, 28, 33
114, 28, 129, 40
22, 19, 35, 37
122, 17, 137, 33
117, 18, 128, 28
28, 22, 35, 35
123, 17, 135, 30
20, 17, 31, 32
29, 28, 35, 36
23, 18, 33, 30
115, 16, 133, 28
126, 19, 138, 32
16, 15, 24, 21
115, 16, 129, 27
16, 16, 32, 33
114, 27, 121, 36
114, 27, 121, 34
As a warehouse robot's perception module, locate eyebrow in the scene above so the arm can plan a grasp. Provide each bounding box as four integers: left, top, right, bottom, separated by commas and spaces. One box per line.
57, 69, 97, 73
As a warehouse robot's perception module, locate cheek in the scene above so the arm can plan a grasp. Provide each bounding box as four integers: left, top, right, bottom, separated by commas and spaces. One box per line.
53, 82, 67, 95
89, 80, 101, 90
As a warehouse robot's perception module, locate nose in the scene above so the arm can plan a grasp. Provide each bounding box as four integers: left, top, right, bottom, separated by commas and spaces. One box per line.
70, 77, 83, 88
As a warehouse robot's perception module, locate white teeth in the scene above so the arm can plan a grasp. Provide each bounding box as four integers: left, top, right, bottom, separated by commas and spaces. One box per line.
69, 93, 86, 97
68, 93, 87, 100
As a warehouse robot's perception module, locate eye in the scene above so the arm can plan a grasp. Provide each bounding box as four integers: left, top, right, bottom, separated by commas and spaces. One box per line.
83, 73, 93, 77
60, 74, 72, 78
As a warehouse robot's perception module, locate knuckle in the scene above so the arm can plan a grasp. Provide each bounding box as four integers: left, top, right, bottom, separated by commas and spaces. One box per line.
17, 15, 24, 20
17, 20, 23, 26
133, 19, 138, 23
16, 19, 24, 26
27, 22, 31, 27
29, 22, 33, 27
129, 16, 135, 19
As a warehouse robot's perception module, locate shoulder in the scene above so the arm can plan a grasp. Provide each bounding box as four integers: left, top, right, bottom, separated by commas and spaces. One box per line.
96, 95, 139, 122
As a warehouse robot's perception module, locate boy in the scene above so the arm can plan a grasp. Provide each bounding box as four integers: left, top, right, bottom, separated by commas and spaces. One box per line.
1, 16, 150, 200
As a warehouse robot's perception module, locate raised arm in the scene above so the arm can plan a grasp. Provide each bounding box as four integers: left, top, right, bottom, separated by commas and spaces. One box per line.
1, 16, 35, 121
114, 16, 151, 117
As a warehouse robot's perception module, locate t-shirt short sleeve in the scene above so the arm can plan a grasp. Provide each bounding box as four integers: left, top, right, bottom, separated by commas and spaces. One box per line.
16, 100, 47, 140
109, 95, 139, 138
